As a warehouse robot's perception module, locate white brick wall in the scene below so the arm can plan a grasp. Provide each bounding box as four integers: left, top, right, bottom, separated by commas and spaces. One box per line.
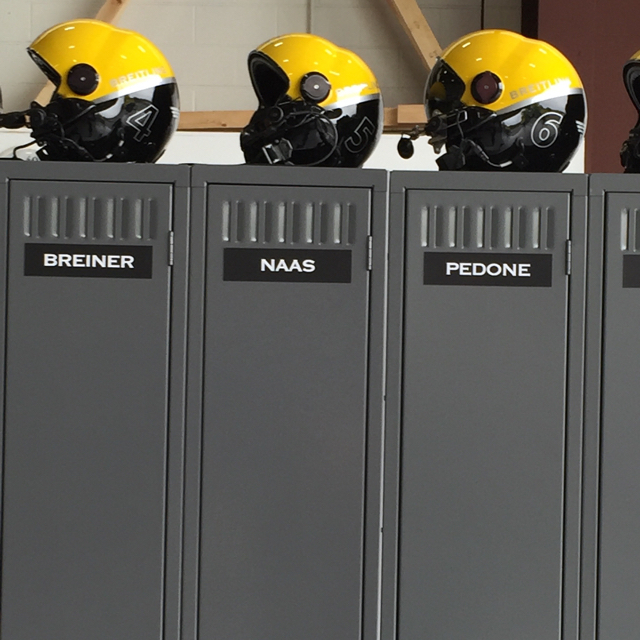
0, 0, 520, 113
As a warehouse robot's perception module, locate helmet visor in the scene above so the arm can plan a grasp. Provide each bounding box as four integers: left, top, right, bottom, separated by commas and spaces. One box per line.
248, 51, 290, 107
624, 60, 640, 113
425, 58, 466, 117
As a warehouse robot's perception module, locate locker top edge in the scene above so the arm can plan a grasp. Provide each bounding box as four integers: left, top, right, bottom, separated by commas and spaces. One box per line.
390, 170, 588, 196
588, 172, 640, 196
190, 164, 388, 192
0, 159, 191, 187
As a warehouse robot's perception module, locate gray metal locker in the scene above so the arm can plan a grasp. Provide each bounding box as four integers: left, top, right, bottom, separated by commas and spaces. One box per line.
184, 165, 387, 640
0, 161, 189, 640
383, 171, 588, 640
583, 174, 640, 640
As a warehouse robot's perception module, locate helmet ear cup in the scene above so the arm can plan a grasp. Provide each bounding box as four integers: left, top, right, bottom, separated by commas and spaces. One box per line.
300, 72, 331, 103
471, 71, 502, 105
67, 63, 99, 96
267, 106, 285, 125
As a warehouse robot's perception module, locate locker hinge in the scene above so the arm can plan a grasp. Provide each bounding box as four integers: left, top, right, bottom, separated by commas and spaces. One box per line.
565, 239, 572, 276
168, 231, 175, 267
367, 236, 373, 271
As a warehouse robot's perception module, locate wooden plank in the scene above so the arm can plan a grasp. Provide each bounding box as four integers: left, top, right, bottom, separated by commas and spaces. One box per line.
396, 103, 427, 124
177, 106, 427, 133
34, 0, 132, 106
178, 110, 255, 131
384, 0, 442, 70
95, 0, 132, 23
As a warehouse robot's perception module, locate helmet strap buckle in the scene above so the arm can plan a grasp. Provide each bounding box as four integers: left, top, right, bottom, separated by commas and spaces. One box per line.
262, 138, 293, 164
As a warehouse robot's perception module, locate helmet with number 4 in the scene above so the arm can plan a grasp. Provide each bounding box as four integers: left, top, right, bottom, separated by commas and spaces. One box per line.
241, 33, 383, 167
423, 29, 586, 171
0, 19, 179, 162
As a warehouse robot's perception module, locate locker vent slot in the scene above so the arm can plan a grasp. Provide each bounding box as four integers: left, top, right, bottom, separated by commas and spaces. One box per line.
619, 207, 640, 252
21, 195, 158, 241
421, 203, 554, 251
221, 199, 357, 246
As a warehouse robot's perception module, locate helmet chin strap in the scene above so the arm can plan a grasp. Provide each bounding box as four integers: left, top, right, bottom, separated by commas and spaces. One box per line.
0, 103, 41, 130
0, 100, 112, 161
437, 137, 530, 171
241, 99, 339, 166
397, 106, 497, 162
436, 138, 510, 170
419, 108, 529, 171
621, 125, 640, 173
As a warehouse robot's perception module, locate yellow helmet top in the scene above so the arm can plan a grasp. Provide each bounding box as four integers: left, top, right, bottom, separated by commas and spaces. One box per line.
28, 19, 175, 102
249, 33, 380, 108
623, 49, 640, 112
431, 29, 583, 114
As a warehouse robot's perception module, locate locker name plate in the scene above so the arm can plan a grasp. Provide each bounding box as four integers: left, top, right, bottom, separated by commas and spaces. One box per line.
622, 255, 640, 287
223, 248, 352, 283
24, 243, 153, 279
424, 252, 552, 287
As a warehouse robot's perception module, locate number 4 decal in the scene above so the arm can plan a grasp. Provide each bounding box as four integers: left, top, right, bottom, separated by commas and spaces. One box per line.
126, 105, 159, 142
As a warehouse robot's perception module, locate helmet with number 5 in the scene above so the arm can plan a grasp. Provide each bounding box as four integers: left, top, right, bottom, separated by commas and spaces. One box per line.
241, 33, 383, 167
1, 19, 179, 162
423, 29, 587, 171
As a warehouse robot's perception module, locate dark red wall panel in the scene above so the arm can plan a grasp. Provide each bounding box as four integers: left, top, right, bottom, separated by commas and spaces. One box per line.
539, 0, 639, 172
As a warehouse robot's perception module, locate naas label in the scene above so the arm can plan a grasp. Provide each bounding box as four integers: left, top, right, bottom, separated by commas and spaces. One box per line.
223, 248, 351, 283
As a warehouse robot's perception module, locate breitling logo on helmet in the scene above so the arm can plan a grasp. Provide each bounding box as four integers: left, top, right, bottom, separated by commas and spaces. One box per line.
509, 77, 571, 101
110, 67, 168, 89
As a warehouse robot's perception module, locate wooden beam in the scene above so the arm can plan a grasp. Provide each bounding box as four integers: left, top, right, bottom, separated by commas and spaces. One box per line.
34, 0, 132, 106
177, 106, 427, 134
383, 0, 442, 70
178, 110, 255, 131
95, 0, 132, 24
382, 105, 426, 132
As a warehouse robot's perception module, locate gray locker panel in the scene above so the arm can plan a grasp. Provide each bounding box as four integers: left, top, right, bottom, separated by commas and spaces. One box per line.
384, 173, 588, 640
196, 180, 375, 640
589, 178, 640, 640
0, 178, 174, 640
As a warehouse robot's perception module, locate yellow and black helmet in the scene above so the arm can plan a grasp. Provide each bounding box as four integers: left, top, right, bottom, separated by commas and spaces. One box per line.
621, 50, 640, 172
422, 29, 587, 171
241, 33, 383, 167
1, 19, 179, 162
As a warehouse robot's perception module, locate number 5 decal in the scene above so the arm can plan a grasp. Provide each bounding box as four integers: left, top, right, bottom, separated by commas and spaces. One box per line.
345, 116, 375, 153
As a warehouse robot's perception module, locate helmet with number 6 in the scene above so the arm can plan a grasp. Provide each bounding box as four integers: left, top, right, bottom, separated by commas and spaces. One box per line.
1, 19, 179, 162
241, 33, 383, 167
423, 29, 587, 171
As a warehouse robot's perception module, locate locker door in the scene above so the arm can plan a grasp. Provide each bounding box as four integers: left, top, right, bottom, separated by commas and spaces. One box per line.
596, 192, 640, 639
397, 188, 571, 640
198, 184, 372, 640
1, 180, 173, 640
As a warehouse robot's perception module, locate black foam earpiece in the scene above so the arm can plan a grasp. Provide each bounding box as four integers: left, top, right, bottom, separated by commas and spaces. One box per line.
471, 71, 502, 105
300, 72, 331, 103
67, 63, 99, 96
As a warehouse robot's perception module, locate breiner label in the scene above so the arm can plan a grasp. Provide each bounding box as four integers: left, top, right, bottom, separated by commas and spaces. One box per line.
24, 243, 153, 279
